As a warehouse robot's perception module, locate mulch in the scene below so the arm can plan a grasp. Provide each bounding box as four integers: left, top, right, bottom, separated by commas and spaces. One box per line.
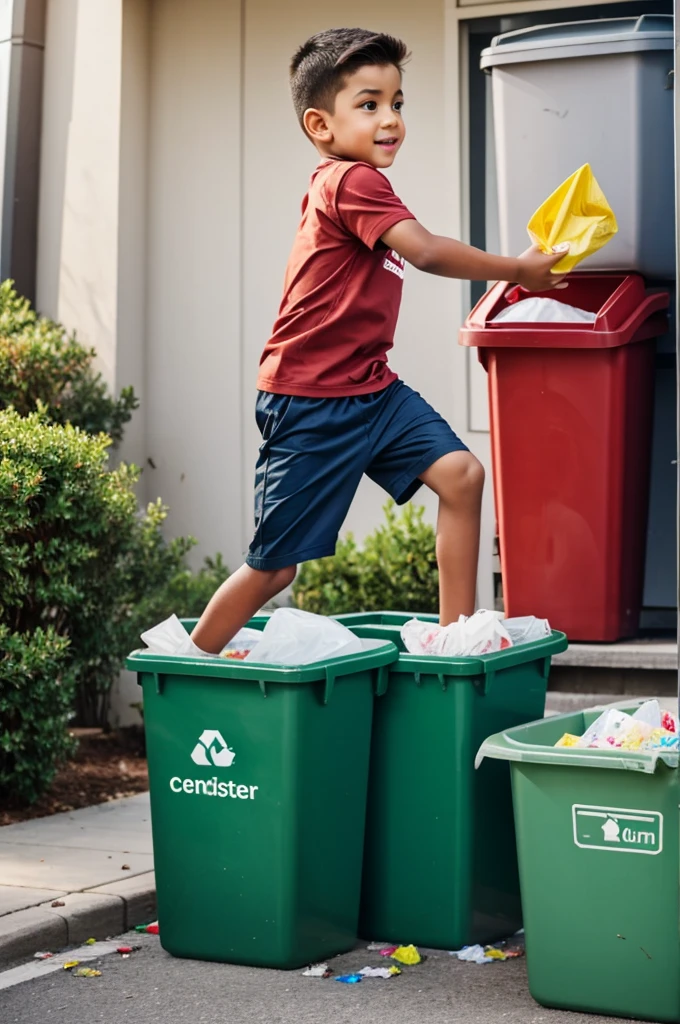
0, 728, 149, 826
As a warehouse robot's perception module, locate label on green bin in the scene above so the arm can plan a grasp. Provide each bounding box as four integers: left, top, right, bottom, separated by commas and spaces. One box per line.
572, 804, 663, 855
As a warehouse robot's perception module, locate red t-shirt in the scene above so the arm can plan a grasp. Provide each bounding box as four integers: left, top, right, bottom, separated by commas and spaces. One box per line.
257, 159, 415, 397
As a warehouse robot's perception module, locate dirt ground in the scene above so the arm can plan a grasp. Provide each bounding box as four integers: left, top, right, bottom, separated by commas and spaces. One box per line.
0, 728, 149, 826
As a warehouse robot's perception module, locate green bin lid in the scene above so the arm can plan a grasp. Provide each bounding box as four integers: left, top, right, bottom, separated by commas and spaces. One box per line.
126, 637, 398, 686
476, 699, 679, 774
480, 15, 673, 70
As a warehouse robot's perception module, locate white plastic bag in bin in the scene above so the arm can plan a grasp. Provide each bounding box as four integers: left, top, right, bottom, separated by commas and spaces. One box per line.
244, 608, 362, 665
141, 614, 213, 658
503, 617, 551, 645
492, 297, 596, 324
401, 610, 511, 657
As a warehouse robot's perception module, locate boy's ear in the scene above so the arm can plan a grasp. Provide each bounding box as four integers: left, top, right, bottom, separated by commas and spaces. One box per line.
303, 107, 333, 144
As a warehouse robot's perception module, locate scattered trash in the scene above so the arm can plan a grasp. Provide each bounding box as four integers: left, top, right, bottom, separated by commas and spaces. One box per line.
34, 952, 54, 960
449, 942, 525, 964
84, 938, 96, 945
116, 945, 140, 955
379, 946, 399, 957
302, 963, 332, 978
390, 944, 422, 966
554, 701, 680, 752
121, 864, 131, 870
72, 967, 101, 978
335, 973, 363, 984
244, 608, 362, 666
366, 942, 392, 951
492, 297, 596, 324
63, 961, 80, 970
51, 900, 65, 908
359, 966, 401, 978
134, 920, 159, 935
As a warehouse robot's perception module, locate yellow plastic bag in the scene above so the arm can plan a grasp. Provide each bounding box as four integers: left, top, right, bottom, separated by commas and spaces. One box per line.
527, 164, 618, 273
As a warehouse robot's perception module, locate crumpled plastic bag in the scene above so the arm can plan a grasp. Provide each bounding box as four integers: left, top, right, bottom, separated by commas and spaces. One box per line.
503, 616, 551, 645
527, 163, 618, 274
492, 297, 596, 324
244, 608, 362, 665
401, 610, 511, 657
140, 614, 213, 658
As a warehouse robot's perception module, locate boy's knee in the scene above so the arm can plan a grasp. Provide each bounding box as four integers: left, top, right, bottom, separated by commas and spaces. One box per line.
444, 453, 485, 504
275, 564, 297, 590
253, 564, 297, 592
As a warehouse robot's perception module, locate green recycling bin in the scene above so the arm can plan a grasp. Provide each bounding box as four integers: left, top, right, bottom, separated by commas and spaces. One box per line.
478, 703, 680, 1022
334, 611, 567, 948
127, 635, 397, 968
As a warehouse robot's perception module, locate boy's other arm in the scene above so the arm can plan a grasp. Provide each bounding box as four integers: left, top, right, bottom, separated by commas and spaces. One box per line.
382, 218, 567, 293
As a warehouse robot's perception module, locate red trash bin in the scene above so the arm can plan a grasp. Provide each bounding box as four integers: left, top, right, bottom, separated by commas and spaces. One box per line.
460, 273, 669, 642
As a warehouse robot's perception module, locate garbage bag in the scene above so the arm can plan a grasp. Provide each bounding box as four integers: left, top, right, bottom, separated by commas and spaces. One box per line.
243, 608, 362, 665
401, 610, 512, 657
492, 297, 596, 324
527, 163, 618, 273
141, 614, 213, 658
503, 616, 551, 645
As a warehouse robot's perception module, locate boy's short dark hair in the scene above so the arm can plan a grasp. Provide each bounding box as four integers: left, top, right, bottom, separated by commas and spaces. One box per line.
290, 28, 409, 126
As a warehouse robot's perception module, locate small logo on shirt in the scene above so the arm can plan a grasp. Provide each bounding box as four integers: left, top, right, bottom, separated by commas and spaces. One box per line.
383, 250, 405, 279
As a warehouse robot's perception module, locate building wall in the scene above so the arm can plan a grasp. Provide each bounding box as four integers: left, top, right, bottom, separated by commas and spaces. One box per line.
37, 0, 122, 387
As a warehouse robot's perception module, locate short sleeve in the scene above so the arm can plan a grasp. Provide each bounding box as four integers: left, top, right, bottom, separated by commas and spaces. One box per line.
335, 164, 415, 250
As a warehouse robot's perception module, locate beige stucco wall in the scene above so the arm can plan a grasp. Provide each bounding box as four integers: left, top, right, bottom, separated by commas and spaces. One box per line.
37, 0, 122, 387
36, 0, 494, 607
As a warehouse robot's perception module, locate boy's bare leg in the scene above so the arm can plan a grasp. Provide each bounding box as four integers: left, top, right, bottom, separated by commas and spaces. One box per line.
419, 451, 485, 625
190, 563, 297, 654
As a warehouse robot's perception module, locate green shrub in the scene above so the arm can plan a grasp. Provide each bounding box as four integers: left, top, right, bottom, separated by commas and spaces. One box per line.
0, 280, 137, 444
293, 501, 438, 615
0, 409, 228, 743
0, 625, 76, 805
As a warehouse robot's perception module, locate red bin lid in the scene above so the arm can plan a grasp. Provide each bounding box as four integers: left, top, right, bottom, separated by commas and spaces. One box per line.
459, 273, 669, 349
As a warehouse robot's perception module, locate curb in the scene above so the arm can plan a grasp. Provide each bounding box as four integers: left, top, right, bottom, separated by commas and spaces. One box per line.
0, 872, 156, 969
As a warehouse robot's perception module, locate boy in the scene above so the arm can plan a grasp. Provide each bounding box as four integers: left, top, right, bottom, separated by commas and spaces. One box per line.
192, 27, 565, 654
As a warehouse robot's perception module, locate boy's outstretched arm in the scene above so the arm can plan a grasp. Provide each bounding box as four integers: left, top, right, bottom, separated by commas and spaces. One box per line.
382, 219, 567, 293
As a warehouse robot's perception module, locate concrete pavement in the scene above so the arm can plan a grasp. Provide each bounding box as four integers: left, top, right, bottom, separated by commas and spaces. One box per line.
0, 794, 155, 966
0, 928, 638, 1024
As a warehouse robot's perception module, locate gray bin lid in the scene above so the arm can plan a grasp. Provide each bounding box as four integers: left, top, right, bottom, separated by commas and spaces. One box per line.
480, 15, 673, 69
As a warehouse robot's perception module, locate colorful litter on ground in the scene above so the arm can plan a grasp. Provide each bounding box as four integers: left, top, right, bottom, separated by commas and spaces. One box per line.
302, 963, 332, 978
450, 940, 525, 964
135, 921, 159, 934
72, 967, 101, 978
359, 965, 401, 978
555, 701, 679, 751
335, 973, 363, 984
389, 944, 422, 965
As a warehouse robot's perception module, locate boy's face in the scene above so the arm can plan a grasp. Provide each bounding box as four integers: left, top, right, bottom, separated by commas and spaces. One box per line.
304, 63, 405, 168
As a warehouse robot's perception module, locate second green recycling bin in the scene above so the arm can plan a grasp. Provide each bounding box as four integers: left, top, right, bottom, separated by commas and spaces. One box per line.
127, 634, 397, 969
334, 611, 568, 948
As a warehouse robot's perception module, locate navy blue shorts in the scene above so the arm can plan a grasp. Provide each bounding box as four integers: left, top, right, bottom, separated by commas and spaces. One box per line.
246, 379, 468, 571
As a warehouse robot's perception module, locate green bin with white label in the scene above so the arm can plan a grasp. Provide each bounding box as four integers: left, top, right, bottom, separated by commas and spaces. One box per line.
477, 701, 680, 1023
126, 637, 397, 968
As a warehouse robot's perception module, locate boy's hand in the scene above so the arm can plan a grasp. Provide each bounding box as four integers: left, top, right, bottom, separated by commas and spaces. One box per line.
515, 244, 569, 292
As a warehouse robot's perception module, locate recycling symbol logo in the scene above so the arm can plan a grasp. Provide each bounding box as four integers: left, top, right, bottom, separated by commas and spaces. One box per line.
190, 730, 235, 768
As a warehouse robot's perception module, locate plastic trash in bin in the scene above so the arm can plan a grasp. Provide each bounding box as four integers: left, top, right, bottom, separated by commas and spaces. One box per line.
477, 701, 679, 1022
